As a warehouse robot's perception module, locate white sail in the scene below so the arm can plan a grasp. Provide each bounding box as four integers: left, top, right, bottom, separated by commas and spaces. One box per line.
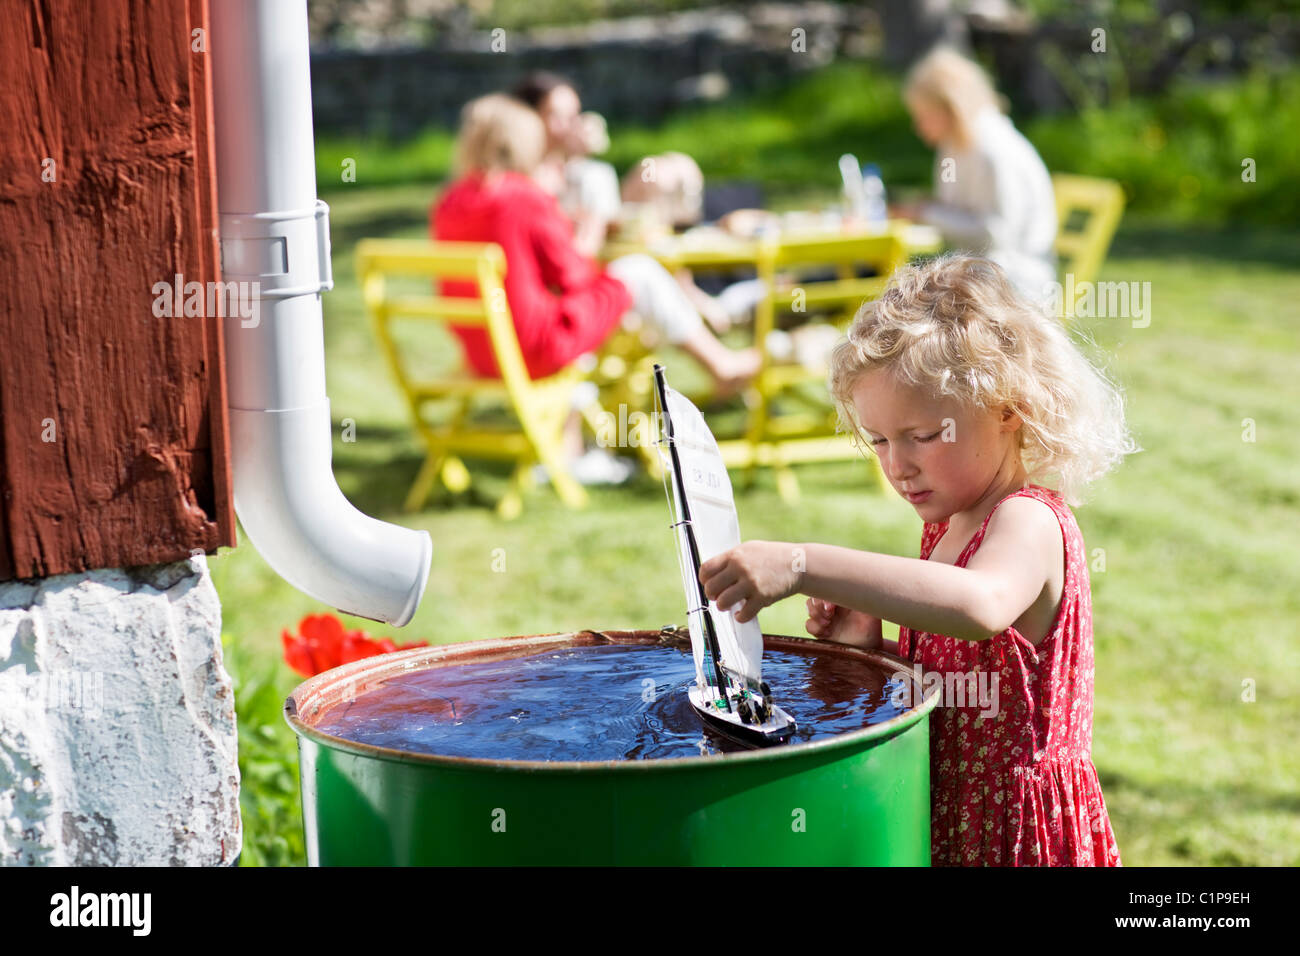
663, 455, 710, 689
661, 385, 764, 688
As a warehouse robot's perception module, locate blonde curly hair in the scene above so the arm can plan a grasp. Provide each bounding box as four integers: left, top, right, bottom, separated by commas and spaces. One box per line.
828, 255, 1139, 506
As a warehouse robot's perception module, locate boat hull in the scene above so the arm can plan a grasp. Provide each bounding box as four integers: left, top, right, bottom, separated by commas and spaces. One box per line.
687, 683, 796, 747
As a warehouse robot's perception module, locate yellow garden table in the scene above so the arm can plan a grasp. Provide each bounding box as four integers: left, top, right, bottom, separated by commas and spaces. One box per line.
598, 218, 941, 500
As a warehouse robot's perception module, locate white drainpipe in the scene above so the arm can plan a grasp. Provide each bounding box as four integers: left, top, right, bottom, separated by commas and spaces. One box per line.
209, 0, 431, 626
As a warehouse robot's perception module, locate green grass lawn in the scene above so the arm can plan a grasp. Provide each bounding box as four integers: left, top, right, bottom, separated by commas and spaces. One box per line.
214, 180, 1300, 865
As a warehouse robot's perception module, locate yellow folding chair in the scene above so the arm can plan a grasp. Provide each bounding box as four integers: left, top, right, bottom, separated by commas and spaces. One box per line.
717, 232, 907, 502
578, 324, 665, 480
1051, 173, 1126, 312
357, 238, 590, 519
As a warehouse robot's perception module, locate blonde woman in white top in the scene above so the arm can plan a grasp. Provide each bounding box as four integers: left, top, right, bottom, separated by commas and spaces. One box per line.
897, 47, 1058, 300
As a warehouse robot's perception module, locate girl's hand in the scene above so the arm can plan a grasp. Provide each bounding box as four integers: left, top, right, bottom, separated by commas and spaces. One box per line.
699, 541, 803, 624
805, 597, 882, 649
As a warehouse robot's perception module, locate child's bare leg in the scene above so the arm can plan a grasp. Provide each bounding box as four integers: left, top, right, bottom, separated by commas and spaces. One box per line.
562, 410, 584, 459
607, 253, 761, 396
675, 267, 731, 334
676, 330, 762, 398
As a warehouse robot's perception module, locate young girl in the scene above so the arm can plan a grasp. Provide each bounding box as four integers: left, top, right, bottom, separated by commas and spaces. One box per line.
698, 254, 1137, 866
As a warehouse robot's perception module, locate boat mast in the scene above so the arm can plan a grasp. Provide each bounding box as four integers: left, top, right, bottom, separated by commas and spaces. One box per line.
653, 364, 734, 712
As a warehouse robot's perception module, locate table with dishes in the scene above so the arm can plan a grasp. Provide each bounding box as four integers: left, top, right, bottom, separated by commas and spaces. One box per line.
601, 209, 942, 271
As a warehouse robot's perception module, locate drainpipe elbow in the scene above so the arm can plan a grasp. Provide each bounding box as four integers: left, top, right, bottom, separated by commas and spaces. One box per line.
229, 402, 432, 626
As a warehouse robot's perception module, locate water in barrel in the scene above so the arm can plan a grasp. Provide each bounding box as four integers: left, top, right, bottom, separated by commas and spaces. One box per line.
310, 639, 911, 761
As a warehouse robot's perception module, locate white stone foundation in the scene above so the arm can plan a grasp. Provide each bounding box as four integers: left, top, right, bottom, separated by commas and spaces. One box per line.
0, 556, 240, 865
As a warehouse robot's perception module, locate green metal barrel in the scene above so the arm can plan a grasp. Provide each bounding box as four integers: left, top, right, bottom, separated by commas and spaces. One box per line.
285, 629, 938, 866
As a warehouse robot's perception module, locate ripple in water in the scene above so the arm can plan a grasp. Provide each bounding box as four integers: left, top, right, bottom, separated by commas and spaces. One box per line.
310, 643, 912, 761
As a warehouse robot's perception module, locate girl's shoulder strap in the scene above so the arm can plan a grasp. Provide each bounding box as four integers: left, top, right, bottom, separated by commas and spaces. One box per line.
958, 483, 1074, 565
1012, 484, 1077, 533
919, 520, 949, 559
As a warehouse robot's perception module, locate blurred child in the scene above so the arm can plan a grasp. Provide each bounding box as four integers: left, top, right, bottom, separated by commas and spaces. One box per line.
619, 151, 742, 334
698, 254, 1137, 865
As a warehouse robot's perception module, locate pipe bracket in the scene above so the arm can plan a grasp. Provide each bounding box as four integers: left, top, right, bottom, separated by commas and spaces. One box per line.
219, 199, 334, 299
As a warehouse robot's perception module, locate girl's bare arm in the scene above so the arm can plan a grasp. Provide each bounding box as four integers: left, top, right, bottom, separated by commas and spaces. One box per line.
799, 499, 1060, 641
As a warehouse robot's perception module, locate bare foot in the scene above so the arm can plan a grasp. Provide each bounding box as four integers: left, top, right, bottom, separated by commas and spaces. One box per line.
710, 347, 762, 399
701, 300, 733, 335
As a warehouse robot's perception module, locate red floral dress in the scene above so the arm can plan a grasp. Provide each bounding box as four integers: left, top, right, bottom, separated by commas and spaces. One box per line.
897, 483, 1122, 866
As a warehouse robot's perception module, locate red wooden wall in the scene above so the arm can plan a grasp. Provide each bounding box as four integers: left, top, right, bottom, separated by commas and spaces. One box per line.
0, 0, 235, 582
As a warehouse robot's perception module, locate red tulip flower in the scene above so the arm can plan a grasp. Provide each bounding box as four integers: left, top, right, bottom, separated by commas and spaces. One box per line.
281, 613, 428, 678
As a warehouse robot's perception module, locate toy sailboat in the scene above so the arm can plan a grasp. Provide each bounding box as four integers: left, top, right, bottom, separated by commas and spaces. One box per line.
653, 364, 796, 748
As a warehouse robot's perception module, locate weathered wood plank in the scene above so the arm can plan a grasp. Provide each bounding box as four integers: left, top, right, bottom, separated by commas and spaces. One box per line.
0, 0, 235, 581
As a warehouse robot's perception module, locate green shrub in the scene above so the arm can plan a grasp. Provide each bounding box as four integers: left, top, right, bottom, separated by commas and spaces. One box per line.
223, 634, 307, 867
315, 60, 1298, 225
1027, 67, 1300, 226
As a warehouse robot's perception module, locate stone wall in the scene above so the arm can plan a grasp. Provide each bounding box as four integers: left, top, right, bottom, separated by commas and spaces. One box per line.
0, 556, 240, 866
309, 3, 874, 136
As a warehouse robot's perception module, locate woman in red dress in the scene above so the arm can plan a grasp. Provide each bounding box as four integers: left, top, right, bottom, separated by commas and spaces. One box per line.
695, 255, 1135, 865
431, 94, 760, 396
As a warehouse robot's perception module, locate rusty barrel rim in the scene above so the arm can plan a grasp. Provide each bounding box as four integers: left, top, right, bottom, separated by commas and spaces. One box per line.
284, 628, 941, 773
